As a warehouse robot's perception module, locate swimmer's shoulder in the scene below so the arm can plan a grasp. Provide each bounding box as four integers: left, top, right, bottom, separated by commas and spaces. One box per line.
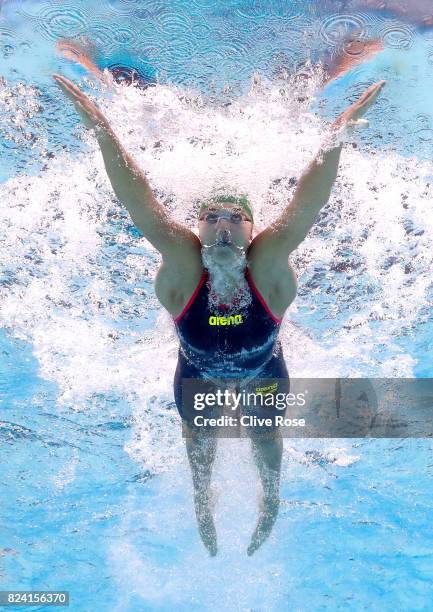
155, 257, 204, 318
247, 253, 297, 320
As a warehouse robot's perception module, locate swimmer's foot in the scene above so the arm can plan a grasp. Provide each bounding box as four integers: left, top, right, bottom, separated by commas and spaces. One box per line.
323, 35, 384, 86
194, 488, 218, 557
247, 493, 280, 556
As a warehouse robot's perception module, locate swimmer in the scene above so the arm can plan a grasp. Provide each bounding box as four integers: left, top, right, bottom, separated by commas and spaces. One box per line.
53, 73, 385, 556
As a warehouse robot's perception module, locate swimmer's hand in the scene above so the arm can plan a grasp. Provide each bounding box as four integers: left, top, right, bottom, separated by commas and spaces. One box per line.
249, 81, 385, 271
323, 80, 386, 149
53, 74, 202, 308
53, 74, 109, 131
332, 79, 386, 131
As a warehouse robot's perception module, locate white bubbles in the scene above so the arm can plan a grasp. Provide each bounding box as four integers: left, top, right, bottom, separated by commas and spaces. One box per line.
1, 73, 431, 468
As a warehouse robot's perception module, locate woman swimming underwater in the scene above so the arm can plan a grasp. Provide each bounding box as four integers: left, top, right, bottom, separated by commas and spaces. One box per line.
53, 71, 385, 556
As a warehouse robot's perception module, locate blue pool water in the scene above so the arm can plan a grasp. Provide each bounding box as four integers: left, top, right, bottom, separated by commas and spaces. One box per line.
1, 0, 433, 609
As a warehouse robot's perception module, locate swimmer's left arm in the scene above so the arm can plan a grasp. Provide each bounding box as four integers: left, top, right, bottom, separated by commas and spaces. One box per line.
251, 80, 386, 260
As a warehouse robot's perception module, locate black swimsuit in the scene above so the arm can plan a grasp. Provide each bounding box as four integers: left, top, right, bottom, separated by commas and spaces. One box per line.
172, 269, 289, 424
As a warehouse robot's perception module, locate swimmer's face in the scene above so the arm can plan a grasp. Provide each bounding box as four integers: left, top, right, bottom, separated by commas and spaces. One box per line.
198, 203, 253, 261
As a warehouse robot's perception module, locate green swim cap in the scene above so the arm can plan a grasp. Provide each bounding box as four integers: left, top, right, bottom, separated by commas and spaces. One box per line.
199, 194, 254, 222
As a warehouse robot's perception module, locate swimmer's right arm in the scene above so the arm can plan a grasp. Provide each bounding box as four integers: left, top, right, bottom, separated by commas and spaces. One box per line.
53, 75, 202, 269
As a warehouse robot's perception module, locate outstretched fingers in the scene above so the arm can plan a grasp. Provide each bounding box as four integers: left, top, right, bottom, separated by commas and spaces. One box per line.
338, 80, 385, 125
53, 73, 108, 129
53, 74, 102, 112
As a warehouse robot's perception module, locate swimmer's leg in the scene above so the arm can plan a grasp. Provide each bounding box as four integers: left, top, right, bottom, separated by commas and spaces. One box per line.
183, 422, 218, 557
246, 429, 283, 556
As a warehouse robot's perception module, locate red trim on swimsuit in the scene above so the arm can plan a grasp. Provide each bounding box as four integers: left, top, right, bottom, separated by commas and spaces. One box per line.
174, 271, 208, 322
173, 268, 282, 325
245, 268, 282, 325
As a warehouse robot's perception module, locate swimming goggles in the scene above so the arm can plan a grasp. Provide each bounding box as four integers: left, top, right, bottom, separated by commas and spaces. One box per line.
199, 210, 252, 224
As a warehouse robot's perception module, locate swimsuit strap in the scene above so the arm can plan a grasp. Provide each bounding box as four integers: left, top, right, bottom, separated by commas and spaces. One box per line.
245, 268, 282, 324
174, 271, 208, 322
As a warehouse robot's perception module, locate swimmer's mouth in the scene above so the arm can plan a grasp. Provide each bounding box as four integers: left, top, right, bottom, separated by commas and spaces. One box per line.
218, 229, 231, 245
203, 228, 230, 248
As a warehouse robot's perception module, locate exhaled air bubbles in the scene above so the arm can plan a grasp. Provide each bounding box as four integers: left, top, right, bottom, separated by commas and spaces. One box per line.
379, 21, 416, 49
